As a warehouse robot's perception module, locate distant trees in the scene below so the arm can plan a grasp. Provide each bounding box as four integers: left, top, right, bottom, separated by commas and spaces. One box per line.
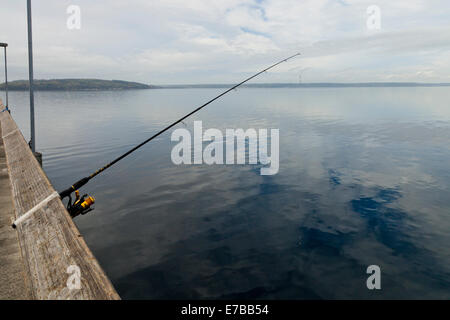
0, 79, 154, 91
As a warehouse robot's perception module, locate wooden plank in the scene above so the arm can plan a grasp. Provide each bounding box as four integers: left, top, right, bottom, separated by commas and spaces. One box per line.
0, 102, 119, 300
0, 120, 32, 299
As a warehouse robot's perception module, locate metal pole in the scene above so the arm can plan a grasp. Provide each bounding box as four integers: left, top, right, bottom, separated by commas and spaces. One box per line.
27, 0, 35, 152
4, 46, 8, 109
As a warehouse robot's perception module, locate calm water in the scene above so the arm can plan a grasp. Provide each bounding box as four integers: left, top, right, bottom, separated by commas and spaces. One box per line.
6, 87, 450, 299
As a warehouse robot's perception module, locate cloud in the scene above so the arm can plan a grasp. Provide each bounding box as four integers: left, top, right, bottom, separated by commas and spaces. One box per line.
0, 0, 449, 84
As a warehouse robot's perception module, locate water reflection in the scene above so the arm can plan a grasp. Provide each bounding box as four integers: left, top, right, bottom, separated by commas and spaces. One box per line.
7, 87, 450, 299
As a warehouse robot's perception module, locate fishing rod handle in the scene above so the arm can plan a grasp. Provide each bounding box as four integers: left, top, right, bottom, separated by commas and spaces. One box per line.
59, 177, 90, 199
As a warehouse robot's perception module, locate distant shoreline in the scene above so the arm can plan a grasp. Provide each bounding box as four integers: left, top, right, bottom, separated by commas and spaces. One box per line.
0, 79, 156, 91
1, 79, 449, 91
159, 82, 450, 89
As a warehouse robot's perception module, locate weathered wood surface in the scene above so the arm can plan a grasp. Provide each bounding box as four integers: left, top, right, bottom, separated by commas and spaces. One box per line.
0, 119, 32, 299
0, 101, 120, 300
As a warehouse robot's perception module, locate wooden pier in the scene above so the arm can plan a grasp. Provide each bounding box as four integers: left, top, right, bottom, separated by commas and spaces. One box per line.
0, 100, 119, 300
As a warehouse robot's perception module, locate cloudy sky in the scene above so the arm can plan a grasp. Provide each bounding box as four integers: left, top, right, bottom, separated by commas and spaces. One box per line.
1, 0, 450, 84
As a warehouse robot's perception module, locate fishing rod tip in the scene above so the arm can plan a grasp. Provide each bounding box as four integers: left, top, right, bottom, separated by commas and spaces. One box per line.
285, 53, 301, 61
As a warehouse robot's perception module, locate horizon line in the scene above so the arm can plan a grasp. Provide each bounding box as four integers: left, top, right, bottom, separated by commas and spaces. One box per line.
2, 79, 450, 89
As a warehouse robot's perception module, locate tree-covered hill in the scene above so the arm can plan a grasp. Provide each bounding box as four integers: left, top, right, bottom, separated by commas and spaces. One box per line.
0, 79, 158, 91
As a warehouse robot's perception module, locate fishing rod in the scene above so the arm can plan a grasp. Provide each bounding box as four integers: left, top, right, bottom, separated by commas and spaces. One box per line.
59, 53, 301, 217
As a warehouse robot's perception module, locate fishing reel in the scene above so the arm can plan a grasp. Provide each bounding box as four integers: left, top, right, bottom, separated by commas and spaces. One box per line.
66, 190, 95, 218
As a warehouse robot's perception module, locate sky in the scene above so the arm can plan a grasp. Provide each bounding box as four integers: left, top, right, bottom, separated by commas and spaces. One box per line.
1, 0, 450, 84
